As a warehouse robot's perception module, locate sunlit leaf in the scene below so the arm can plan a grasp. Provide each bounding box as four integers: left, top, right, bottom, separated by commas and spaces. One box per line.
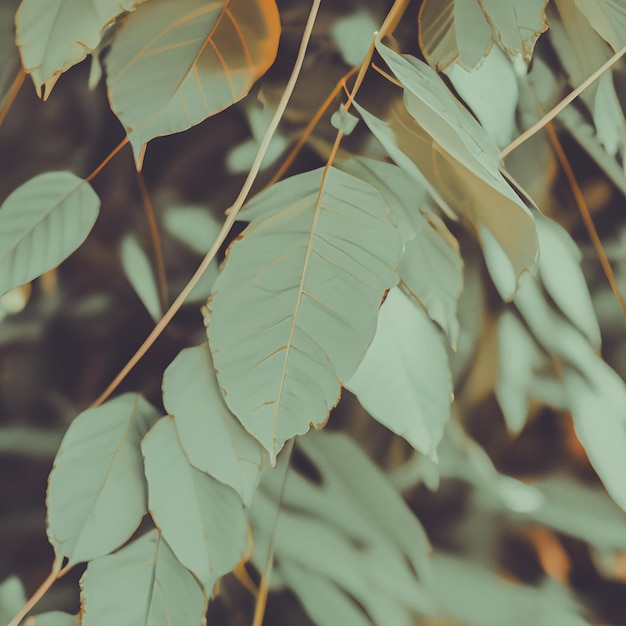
207, 167, 402, 462
142, 417, 248, 591
119, 234, 162, 323
346, 288, 452, 456
162, 344, 263, 506
47, 394, 159, 564
105, 0, 280, 166
15, 0, 145, 97
418, 0, 549, 71
80, 529, 207, 626
572, 0, 626, 50
340, 158, 463, 343
0, 172, 100, 296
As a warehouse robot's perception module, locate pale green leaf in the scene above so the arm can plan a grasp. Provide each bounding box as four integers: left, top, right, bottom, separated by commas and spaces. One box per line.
15, 0, 145, 97
80, 529, 206, 626
207, 167, 402, 462
0, 576, 26, 625
346, 288, 452, 456
29, 612, 78, 626
0, 172, 100, 296
330, 7, 379, 67
162, 344, 263, 506
105, 0, 280, 167
419, 0, 549, 71
330, 104, 359, 135
47, 393, 159, 564
573, 0, 626, 50
340, 158, 463, 343
119, 234, 162, 323
142, 416, 248, 591
164, 205, 221, 256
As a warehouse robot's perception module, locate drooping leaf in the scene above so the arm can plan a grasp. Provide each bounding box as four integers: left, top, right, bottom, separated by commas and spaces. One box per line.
0, 172, 100, 296
47, 393, 159, 564
15, 0, 144, 97
572, 0, 626, 50
80, 529, 207, 626
0, 576, 26, 625
207, 167, 402, 462
105, 0, 280, 166
119, 234, 162, 323
340, 158, 463, 343
250, 432, 434, 625
142, 416, 248, 591
357, 43, 538, 300
418, 0, 549, 71
28, 612, 78, 626
346, 288, 452, 456
162, 344, 263, 506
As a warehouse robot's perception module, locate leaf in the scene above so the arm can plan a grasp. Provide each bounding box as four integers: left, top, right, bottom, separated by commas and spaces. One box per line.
356, 44, 538, 300
207, 167, 402, 462
47, 393, 159, 564
340, 158, 463, 343
119, 234, 162, 323
15, 0, 145, 97
572, 0, 626, 50
80, 528, 207, 626
162, 344, 263, 506
418, 0, 549, 71
346, 288, 452, 456
27, 612, 78, 626
142, 416, 248, 591
0, 172, 100, 297
0, 576, 27, 625
105, 0, 280, 166
250, 432, 434, 625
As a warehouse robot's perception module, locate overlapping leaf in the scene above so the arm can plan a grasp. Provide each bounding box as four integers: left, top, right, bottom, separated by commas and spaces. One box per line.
80, 529, 206, 626
162, 344, 263, 506
0, 172, 100, 296
418, 0, 549, 71
142, 417, 248, 591
207, 167, 402, 462
15, 0, 145, 97
105, 0, 280, 166
47, 394, 159, 564
346, 288, 452, 456
572, 0, 626, 50
356, 43, 537, 300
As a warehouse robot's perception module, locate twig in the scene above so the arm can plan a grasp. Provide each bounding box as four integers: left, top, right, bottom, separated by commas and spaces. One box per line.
0, 67, 25, 130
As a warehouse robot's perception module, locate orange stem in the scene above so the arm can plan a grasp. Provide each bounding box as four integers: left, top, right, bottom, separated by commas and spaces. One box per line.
0, 67, 26, 130
85, 137, 129, 182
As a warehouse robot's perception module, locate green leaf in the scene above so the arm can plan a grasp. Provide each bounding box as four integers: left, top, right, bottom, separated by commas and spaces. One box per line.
15, 0, 145, 97
162, 344, 263, 506
80, 528, 207, 626
47, 393, 159, 564
105, 0, 280, 167
0, 576, 27, 625
346, 288, 452, 456
29, 612, 78, 626
120, 234, 162, 323
418, 0, 549, 71
572, 0, 626, 50
207, 167, 402, 462
0, 172, 100, 296
340, 158, 463, 344
142, 416, 248, 591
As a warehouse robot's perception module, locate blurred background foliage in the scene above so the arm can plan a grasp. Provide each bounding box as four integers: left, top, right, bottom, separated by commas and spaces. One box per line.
2, 0, 626, 624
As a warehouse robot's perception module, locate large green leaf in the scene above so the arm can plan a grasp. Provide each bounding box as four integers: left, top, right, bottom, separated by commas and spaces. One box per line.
206, 167, 402, 462
418, 0, 549, 71
80, 529, 207, 626
572, 0, 626, 50
15, 0, 145, 97
0, 172, 100, 296
346, 288, 452, 456
105, 0, 280, 166
162, 344, 263, 506
142, 416, 248, 591
357, 42, 538, 300
47, 394, 159, 564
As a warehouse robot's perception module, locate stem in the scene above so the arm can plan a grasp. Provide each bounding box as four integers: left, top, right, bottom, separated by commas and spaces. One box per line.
85, 137, 129, 182
500, 44, 626, 159
0, 67, 25, 130
91, 0, 323, 409
7, 556, 63, 626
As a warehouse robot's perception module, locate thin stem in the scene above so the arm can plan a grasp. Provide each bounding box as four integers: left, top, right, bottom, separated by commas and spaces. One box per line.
7, 556, 63, 626
137, 172, 169, 311
500, 44, 626, 159
545, 121, 626, 320
91, 0, 322, 409
85, 137, 130, 182
0, 66, 25, 130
